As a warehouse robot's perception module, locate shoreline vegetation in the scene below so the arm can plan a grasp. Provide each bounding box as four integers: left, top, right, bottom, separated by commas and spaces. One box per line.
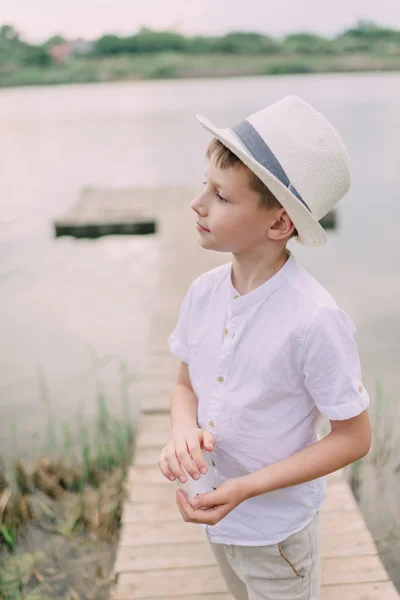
1, 20, 400, 88
0, 363, 135, 599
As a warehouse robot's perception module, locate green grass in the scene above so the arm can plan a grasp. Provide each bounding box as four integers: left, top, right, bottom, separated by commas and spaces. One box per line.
2, 51, 400, 88
0, 369, 134, 598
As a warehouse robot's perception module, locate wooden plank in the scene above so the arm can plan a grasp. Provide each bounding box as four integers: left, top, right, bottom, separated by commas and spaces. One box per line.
321, 528, 378, 558
113, 595, 232, 600
139, 395, 171, 413
136, 429, 169, 448
132, 380, 174, 413
130, 380, 175, 397
136, 414, 171, 447
114, 566, 227, 599
321, 509, 367, 534
133, 447, 165, 468
127, 467, 171, 486
114, 541, 216, 573
322, 481, 358, 512
119, 520, 204, 546
321, 582, 399, 600
139, 413, 171, 431
321, 555, 390, 585
125, 484, 171, 504
122, 498, 177, 522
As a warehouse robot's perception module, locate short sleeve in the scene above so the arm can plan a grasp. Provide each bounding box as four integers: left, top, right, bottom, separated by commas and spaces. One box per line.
302, 306, 369, 420
167, 280, 197, 363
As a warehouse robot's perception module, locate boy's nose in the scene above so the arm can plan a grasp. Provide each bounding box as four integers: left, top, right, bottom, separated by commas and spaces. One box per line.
191, 192, 207, 215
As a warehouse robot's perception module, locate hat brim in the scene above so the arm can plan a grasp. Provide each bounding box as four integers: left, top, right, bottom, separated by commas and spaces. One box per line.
196, 114, 327, 247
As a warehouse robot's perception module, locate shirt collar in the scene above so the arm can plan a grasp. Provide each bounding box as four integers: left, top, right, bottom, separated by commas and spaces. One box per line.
227, 250, 297, 312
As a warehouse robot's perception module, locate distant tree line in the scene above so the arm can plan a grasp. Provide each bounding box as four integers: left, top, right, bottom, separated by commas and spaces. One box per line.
1, 20, 400, 69
92, 21, 400, 57
0, 25, 53, 67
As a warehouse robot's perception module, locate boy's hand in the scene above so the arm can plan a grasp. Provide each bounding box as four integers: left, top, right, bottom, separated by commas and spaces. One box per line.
176, 477, 247, 526
158, 427, 216, 483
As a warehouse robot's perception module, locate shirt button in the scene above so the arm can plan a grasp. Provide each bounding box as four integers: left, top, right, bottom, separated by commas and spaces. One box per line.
212, 460, 216, 467
209, 420, 215, 427
233, 295, 239, 299
217, 376, 224, 383
224, 328, 228, 335
358, 383, 364, 392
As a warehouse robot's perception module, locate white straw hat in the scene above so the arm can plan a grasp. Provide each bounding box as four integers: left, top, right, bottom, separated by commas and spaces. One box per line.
196, 95, 350, 247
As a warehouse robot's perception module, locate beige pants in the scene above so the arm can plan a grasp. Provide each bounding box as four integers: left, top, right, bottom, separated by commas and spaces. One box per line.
207, 512, 321, 600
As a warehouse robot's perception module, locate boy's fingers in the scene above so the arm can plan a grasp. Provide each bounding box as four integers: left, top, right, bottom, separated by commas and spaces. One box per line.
157, 456, 177, 481
176, 490, 189, 521
177, 490, 219, 524
202, 430, 216, 451
186, 435, 207, 475
192, 491, 219, 509
166, 447, 187, 481
177, 490, 205, 518
176, 490, 197, 520
176, 440, 201, 480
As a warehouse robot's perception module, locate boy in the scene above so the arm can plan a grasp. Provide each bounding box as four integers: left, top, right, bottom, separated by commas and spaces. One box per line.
158, 95, 371, 600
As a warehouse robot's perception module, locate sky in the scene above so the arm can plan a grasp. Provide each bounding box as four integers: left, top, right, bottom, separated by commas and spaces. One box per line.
1, 0, 400, 43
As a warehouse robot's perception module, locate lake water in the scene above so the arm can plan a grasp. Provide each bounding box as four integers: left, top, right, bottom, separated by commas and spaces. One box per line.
0, 73, 399, 585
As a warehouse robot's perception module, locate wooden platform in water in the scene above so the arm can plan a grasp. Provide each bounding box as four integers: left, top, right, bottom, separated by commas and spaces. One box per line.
53, 187, 157, 238
111, 412, 399, 599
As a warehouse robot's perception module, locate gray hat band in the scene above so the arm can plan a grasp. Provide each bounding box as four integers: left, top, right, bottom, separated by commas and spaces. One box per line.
230, 119, 312, 214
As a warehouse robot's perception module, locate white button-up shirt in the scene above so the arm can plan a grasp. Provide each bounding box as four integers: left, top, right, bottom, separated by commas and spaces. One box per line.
168, 251, 369, 545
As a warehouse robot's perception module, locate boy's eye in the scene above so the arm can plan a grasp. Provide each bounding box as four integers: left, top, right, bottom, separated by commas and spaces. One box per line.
216, 191, 227, 203
201, 181, 227, 203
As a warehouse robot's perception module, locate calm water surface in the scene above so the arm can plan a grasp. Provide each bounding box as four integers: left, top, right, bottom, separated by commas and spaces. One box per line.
0, 73, 399, 584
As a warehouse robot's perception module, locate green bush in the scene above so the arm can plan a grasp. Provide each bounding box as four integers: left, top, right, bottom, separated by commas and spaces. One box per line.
94, 34, 125, 55
333, 19, 400, 54
265, 62, 315, 75
209, 31, 280, 54
283, 33, 335, 55
94, 28, 188, 55
21, 45, 53, 67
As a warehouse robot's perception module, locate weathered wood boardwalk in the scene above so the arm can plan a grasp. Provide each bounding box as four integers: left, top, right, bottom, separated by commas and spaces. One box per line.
107, 185, 398, 599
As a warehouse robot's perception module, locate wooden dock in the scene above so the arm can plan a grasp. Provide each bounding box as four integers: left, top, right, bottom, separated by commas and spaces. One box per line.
104, 185, 397, 600
53, 187, 157, 238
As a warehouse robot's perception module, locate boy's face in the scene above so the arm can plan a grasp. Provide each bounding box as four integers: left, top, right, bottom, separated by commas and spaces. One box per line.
191, 157, 284, 253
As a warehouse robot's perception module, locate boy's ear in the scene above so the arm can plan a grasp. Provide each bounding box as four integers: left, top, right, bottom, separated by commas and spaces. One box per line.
269, 209, 294, 239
